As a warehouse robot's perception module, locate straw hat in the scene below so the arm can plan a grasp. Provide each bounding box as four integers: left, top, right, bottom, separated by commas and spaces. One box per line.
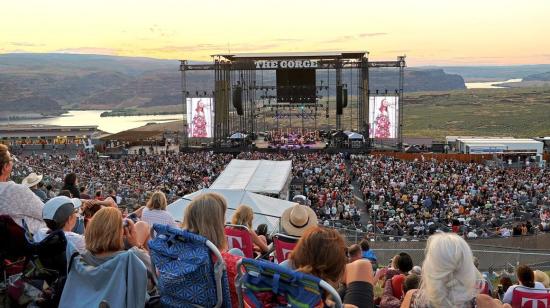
22, 172, 43, 188
280, 203, 318, 237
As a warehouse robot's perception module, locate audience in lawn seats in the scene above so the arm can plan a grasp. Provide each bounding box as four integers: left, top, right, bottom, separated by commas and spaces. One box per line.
181, 192, 243, 307
289, 226, 375, 308
401, 233, 507, 308
231, 204, 269, 254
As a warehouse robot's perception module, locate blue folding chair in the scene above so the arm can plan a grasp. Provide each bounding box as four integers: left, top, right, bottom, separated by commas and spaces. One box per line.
235, 258, 342, 308
148, 224, 232, 308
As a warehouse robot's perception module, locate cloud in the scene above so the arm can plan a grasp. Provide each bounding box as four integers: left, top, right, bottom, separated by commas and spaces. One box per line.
9, 41, 44, 47
451, 56, 505, 60
320, 33, 388, 44
321, 35, 356, 44
274, 38, 303, 43
1, 49, 31, 53
54, 47, 120, 55
382, 49, 412, 54
358, 32, 388, 38
145, 44, 222, 53
145, 42, 281, 54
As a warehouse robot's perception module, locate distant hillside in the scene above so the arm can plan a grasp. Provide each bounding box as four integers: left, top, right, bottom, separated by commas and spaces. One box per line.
425, 64, 550, 80
0, 53, 465, 113
523, 71, 550, 81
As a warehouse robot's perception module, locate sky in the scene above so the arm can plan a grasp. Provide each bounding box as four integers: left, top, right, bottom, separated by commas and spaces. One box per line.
1, 0, 549, 66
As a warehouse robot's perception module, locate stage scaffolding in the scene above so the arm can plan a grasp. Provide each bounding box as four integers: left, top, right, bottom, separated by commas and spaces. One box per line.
179, 52, 406, 149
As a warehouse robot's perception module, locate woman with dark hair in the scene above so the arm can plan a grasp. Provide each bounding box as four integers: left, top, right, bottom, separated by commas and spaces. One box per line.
502, 265, 546, 304
62, 172, 80, 198
256, 223, 271, 245
289, 226, 375, 308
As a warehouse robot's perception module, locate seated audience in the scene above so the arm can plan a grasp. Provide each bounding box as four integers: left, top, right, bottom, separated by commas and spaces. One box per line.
61, 173, 80, 199
34, 196, 86, 252
348, 244, 362, 262
534, 270, 550, 288
82, 207, 154, 292
22, 172, 47, 202
497, 276, 513, 300
401, 232, 505, 308
141, 190, 177, 228
0, 144, 46, 234
502, 265, 546, 304
290, 226, 375, 308
381, 253, 414, 303
79, 186, 91, 199
231, 204, 269, 253
182, 192, 242, 307
280, 203, 318, 237
256, 223, 271, 245
360, 238, 378, 270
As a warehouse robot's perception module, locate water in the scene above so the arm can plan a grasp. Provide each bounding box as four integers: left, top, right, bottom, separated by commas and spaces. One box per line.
5, 110, 184, 134
465, 78, 523, 89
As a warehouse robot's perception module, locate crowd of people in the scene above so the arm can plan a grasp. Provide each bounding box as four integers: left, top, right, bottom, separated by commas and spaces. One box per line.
10, 151, 234, 204
8, 148, 550, 241
352, 155, 550, 239
4, 143, 550, 307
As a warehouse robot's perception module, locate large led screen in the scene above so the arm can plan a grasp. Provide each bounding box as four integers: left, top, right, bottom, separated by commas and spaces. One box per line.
368, 96, 399, 139
186, 97, 214, 138
276, 69, 316, 104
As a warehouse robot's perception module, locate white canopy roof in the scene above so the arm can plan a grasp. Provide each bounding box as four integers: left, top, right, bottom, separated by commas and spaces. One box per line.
167, 189, 296, 231
210, 159, 292, 194
344, 131, 364, 140
229, 132, 247, 139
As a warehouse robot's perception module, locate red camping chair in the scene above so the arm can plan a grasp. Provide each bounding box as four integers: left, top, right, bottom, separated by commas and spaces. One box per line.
272, 233, 300, 264
224, 224, 254, 258
511, 285, 550, 308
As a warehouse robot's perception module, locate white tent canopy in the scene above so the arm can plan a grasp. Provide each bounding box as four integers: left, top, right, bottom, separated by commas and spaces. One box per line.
167, 189, 296, 231
344, 131, 364, 140
229, 132, 247, 139
210, 159, 292, 195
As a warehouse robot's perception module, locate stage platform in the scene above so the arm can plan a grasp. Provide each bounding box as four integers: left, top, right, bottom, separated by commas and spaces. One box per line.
254, 137, 326, 150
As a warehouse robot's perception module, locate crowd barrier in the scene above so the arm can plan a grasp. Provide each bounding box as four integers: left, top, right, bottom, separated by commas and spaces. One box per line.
327, 226, 550, 271
373, 247, 550, 272
369, 152, 495, 163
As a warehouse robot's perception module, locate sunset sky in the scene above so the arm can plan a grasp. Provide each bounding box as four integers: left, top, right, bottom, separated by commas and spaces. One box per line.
1, 0, 549, 66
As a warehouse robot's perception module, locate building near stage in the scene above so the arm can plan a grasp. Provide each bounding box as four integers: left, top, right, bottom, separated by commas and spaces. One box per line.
210, 159, 292, 200
0, 124, 98, 147
455, 137, 544, 164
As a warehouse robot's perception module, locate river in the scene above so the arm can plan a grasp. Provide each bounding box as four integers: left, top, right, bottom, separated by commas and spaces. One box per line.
5, 110, 184, 134
465, 78, 523, 89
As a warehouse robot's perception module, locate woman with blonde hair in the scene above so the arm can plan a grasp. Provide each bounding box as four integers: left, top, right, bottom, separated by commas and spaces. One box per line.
81, 207, 155, 293
182, 192, 241, 307
141, 190, 177, 227
401, 233, 505, 308
534, 270, 550, 288
231, 204, 269, 253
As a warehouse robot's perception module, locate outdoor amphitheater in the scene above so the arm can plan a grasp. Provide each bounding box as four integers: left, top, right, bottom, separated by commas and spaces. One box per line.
2, 50, 550, 307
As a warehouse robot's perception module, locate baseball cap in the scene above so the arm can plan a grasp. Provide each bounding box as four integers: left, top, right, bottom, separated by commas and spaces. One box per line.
43, 196, 82, 229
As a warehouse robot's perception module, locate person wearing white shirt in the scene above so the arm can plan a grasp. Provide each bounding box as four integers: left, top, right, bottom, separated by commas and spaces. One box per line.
0, 145, 46, 234
503, 265, 546, 304
34, 196, 86, 253
140, 191, 178, 228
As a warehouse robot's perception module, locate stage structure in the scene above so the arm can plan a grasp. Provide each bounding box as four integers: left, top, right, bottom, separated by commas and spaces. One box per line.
179, 52, 406, 148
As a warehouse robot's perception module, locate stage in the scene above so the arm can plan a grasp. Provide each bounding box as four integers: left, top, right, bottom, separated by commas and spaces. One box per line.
254, 136, 326, 150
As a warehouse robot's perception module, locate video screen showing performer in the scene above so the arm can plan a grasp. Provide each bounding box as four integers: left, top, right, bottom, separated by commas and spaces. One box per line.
186, 98, 214, 138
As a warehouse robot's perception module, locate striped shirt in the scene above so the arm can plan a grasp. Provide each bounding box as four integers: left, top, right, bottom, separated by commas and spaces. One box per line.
141, 207, 178, 228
